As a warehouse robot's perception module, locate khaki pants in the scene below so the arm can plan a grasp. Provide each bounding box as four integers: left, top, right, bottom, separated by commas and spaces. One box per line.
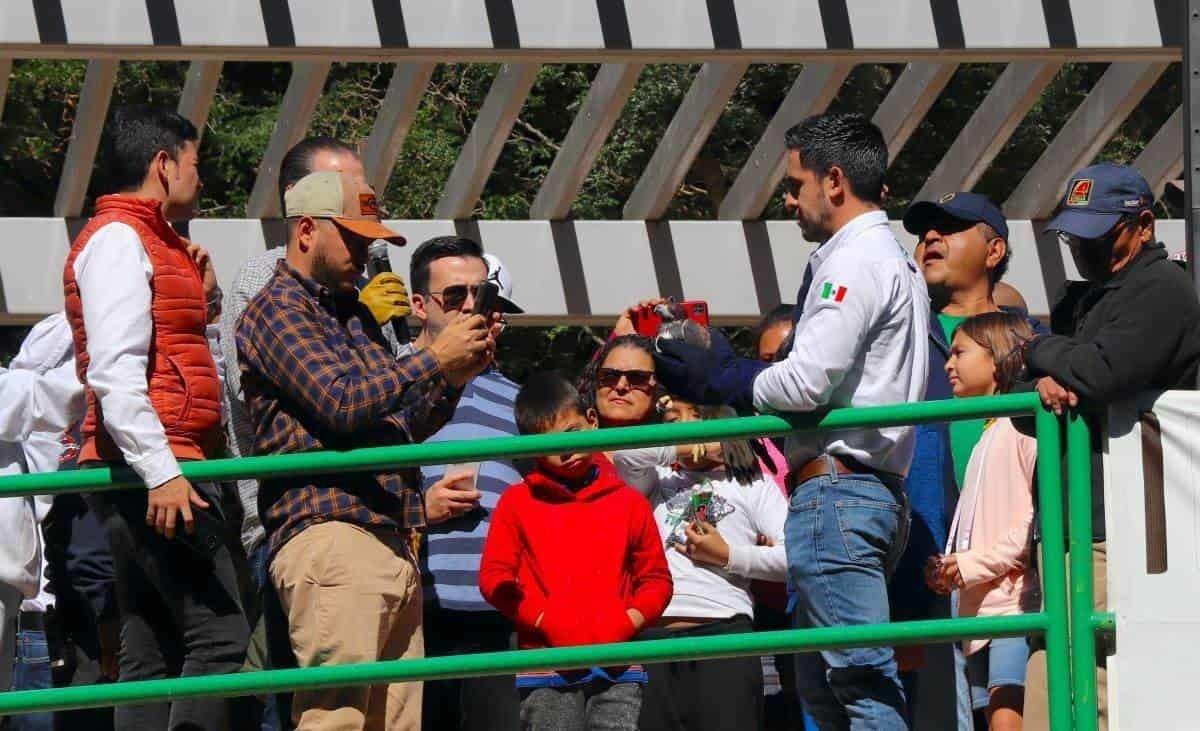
270, 521, 424, 731
1025, 541, 1108, 731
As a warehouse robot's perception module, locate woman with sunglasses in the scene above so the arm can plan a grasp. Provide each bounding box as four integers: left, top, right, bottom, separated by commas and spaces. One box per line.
579, 335, 732, 488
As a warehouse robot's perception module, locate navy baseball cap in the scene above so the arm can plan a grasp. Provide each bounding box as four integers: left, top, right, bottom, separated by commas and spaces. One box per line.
903, 191, 1009, 240
1045, 163, 1152, 240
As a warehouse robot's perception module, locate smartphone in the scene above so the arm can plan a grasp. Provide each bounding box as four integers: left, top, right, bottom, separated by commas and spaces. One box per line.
472, 280, 501, 319
632, 300, 710, 339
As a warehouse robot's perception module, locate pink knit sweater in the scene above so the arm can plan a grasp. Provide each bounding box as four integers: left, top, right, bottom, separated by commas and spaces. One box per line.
947, 417, 1041, 655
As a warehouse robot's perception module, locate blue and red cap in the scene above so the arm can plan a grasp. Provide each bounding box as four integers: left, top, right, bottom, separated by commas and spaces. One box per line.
1045, 163, 1153, 240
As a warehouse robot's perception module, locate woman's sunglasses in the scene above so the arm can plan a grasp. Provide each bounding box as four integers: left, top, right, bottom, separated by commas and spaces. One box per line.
596, 368, 656, 390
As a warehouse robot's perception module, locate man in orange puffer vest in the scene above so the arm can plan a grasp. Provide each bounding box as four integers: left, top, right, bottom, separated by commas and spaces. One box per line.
63, 105, 248, 731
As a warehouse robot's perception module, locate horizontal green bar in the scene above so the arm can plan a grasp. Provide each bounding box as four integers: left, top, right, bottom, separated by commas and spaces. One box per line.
0, 393, 1040, 497
1092, 612, 1115, 633
0, 613, 1047, 716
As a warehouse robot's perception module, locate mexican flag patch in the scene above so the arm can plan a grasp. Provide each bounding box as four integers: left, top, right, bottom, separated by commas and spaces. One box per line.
819, 282, 848, 303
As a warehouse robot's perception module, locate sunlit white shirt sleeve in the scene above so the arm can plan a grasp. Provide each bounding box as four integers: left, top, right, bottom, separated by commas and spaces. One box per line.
74, 222, 181, 490
0, 360, 83, 442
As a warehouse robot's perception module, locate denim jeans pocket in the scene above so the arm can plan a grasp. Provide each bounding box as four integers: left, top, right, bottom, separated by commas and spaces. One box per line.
833, 498, 902, 567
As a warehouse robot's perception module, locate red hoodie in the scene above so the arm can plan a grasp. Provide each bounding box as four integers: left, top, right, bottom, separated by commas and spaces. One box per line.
480, 455, 672, 650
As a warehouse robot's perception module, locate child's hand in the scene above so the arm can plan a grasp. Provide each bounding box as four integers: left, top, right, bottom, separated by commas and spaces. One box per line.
938, 554, 965, 590
626, 608, 645, 632
676, 519, 730, 568
924, 554, 949, 594
756, 534, 775, 547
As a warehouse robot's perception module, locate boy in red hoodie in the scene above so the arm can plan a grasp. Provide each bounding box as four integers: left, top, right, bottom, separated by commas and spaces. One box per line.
480, 372, 672, 730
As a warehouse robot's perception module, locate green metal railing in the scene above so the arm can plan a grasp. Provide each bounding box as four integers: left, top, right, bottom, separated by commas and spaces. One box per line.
0, 393, 1102, 730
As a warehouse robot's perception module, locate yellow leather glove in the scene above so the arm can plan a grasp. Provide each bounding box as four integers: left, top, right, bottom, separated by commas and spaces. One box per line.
359, 272, 411, 325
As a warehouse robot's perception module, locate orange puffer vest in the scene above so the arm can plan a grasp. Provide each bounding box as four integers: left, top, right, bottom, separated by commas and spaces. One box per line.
63, 195, 222, 465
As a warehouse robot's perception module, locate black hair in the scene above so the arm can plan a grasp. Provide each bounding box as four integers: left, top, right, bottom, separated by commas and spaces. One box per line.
515, 372, 585, 436
101, 105, 198, 194
754, 304, 794, 346
409, 235, 486, 295
577, 334, 663, 418
784, 112, 887, 204
278, 136, 357, 211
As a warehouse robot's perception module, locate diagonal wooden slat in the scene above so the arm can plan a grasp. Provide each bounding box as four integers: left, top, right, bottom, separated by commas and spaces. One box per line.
177, 60, 223, 142
623, 62, 749, 221
435, 63, 541, 220
245, 61, 331, 218
1132, 106, 1183, 200
362, 62, 436, 195
531, 63, 643, 221
872, 62, 957, 165
1005, 62, 1169, 219
54, 59, 120, 218
915, 61, 1062, 203
717, 64, 853, 221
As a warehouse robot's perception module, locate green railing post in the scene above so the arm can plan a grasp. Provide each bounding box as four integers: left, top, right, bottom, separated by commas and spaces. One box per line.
1037, 407, 1074, 730
1067, 410, 1098, 731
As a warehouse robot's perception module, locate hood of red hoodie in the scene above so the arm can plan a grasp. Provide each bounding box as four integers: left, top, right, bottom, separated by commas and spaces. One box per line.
523, 455, 625, 503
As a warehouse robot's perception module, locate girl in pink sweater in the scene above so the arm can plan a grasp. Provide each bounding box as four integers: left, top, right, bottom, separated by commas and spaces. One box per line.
927, 312, 1039, 731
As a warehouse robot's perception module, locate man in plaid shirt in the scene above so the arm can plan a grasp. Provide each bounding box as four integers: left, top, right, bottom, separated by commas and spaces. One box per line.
237, 170, 495, 731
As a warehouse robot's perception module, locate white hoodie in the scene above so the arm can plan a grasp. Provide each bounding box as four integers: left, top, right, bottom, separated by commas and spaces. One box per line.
0, 313, 82, 598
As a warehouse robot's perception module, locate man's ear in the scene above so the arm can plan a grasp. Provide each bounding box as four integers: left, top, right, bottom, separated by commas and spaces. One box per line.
295, 216, 318, 253
410, 292, 430, 324
824, 165, 846, 204
150, 149, 172, 187
585, 407, 599, 428
1136, 209, 1155, 243
985, 237, 1008, 271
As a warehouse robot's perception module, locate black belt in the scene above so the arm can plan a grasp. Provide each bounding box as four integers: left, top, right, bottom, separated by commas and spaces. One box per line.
18, 610, 46, 632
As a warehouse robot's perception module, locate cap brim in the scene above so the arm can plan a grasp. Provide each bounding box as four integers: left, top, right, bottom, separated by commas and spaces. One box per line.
1044, 209, 1122, 240
333, 217, 407, 245
499, 297, 524, 314
902, 199, 955, 234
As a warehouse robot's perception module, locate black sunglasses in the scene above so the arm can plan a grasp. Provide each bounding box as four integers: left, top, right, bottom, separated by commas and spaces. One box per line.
427, 283, 481, 311
596, 368, 656, 391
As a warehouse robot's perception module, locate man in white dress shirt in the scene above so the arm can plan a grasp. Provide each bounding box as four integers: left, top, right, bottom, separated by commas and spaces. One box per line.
654, 112, 929, 730
61, 105, 247, 731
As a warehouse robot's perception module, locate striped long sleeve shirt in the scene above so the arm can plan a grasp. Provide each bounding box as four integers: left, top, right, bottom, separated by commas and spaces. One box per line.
418, 367, 522, 611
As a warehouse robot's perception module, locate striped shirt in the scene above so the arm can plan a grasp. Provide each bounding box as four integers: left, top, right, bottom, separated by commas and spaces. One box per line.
419, 367, 522, 612
237, 260, 458, 560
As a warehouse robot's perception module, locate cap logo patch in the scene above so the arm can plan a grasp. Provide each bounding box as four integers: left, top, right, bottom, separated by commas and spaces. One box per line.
1066, 179, 1093, 207
939, 192, 956, 203
358, 194, 380, 217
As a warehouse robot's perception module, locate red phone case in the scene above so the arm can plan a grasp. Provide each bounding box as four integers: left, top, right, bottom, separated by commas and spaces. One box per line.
632, 301, 709, 338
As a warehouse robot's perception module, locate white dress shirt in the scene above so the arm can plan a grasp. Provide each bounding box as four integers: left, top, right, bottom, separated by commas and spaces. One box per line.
73, 222, 194, 490
752, 210, 930, 477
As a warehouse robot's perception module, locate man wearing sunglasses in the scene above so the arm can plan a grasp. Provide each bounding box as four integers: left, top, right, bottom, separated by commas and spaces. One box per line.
403, 236, 526, 731
1018, 163, 1200, 729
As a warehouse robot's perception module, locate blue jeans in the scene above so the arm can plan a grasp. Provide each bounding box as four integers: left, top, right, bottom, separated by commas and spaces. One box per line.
247, 542, 281, 731
10, 627, 53, 731
786, 472, 910, 730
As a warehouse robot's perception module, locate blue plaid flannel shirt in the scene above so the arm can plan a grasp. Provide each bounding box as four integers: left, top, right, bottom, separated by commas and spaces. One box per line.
236, 260, 459, 559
